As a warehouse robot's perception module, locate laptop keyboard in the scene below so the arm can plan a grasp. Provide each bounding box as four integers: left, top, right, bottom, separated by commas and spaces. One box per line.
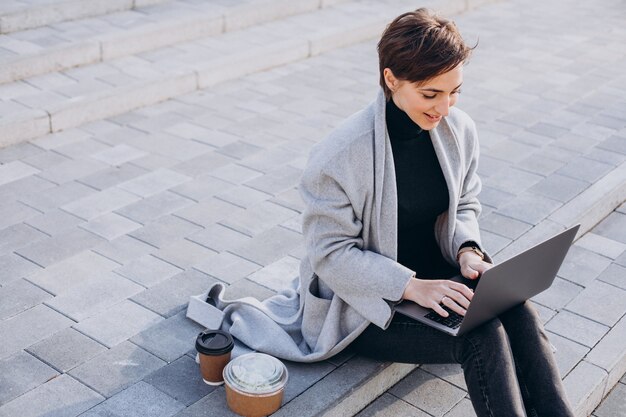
425, 306, 464, 329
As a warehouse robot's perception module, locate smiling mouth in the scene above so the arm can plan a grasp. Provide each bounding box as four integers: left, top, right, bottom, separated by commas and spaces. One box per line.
425, 113, 442, 122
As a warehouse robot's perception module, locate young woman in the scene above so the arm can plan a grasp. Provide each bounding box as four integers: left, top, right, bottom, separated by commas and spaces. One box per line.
202, 8, 574, 417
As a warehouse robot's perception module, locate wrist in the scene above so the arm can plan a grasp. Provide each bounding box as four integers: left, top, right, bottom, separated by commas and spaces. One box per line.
457, 245, 484, 262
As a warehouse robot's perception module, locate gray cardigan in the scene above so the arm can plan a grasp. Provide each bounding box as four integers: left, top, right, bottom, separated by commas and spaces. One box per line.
189, 90, 485, 363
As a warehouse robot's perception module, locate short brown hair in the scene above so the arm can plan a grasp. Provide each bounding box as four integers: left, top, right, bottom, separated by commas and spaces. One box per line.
378, 8, 474, 100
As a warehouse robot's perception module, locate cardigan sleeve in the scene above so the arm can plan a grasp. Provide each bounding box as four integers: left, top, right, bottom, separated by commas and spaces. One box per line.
299, 165, 413, 329
451, 118, 491, 263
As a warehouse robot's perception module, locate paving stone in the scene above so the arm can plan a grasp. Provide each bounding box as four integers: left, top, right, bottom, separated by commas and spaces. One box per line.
219, 200, 298, 237
576, 232, 626, 260
55, 139, 110, 160
24, 208, 85, 236
485, 139, 537, 164
153, 238, 217, 270
90, 144, 148, 166
0, 374, 103, 417
114, 191, 194, 225
597, 263, 626, 290
193, 251, 261, 284
420, 363, 467, 392
77, 163, 149, 190
356, 392, 430, 417
118, 168, 191, 198
114, 254, 183, 288
131, 311, 204, 363
143, 355, 216, 406
563, 361, 607, 417
0, 175, 55, 204
18, 180, 96, 212
79, 381, 184, 417
222, 278, 276, 301
27, 250, 120, 295
69, 341, 165, 398
0, 142, 43, 163
547, 331, 591, 378
270, 188, 306, 213
61, 187, 141, 221
79, 212, 143, 240
129, 214, 202, 249
530, 300, 557, 325
389, 368, 467, 417
0, 278, 52, 320
0, 350, 58, 406
529, 173, 589, 203
594, 383, 626, 417
0, 200, 41, 231
444, 397, 476, 417
545, 310, 610, 348
557, 156, 614, 183
531, 277, 584, 311
38, 158, 109, 185
483, 166, 544, 193
74, 300, 164, 348
593, 212, 626, 245
92, 234, 155, 265
215, 185, 273, 208
557, 245, 612, 287
244, 165, 302, 195
0, 160, 39, 187
477, 185, 515, 210
173, 198, 243, 228
170, 174, 236, 202
45, 272, 144, 321
598, 134, 626, 155
170, 151, 236, 178
0, 252, 41, 286
27, 328, 107, 373
0, 304, 73, 360
479, 212, 532, 240
247, 255, 300, 292
172, 387, 236, 417
131, 269, 217, 318
479, 229, 512, 255
565, 280, 626, 327
187, 223, 251, 253
497, 191, 562, 225
586, 317, 626, 390
279, 359, 337, 404
230, 225, 302, 266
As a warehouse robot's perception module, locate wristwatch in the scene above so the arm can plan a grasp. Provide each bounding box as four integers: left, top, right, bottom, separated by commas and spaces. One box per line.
457, 245, 485, 262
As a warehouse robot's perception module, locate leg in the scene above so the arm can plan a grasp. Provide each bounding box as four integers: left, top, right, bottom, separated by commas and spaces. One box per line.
351, 313, 526, 417
499, 302, 575, 417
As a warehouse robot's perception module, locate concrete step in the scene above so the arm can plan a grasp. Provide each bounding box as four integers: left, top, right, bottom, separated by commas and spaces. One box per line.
0, 0, 171, 34
0, 0, 351, 85
0, 0, 475, 148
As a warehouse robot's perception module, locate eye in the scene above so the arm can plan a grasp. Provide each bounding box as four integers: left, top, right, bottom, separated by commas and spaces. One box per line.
452, 90, 461, 95
422, 94, 436, 99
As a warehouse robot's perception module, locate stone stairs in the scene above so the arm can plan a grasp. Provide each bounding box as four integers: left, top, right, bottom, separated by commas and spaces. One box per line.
0, 0, 466, 148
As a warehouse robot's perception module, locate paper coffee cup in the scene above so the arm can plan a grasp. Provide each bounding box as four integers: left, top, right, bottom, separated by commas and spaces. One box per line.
195, 329, 234, 385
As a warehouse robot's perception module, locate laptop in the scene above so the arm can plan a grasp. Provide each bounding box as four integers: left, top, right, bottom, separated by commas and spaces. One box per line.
395, 224, 580, 336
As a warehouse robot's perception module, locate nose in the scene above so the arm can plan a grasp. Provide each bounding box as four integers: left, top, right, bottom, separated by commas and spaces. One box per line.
434, 96, 451, 117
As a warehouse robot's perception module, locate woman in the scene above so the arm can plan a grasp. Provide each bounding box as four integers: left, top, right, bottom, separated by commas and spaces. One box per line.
197, 8, 574, 417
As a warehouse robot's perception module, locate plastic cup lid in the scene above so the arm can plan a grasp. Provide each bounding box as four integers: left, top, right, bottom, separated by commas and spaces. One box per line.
224, 353, 288, 395
195, 330, 234, 356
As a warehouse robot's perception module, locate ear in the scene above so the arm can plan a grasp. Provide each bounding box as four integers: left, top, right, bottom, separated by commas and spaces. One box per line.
383, 68, 399, 92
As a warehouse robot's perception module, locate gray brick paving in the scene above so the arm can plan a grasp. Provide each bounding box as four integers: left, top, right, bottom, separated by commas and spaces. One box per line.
143, 355, 216, 406
597, 263, 626, 290
186, 223, 251, 253
130, 311, 203, 363
61, 187, 141, 221
0, 350, 58, 405
545, 310, 610, 348
114, 254, 183, 288
79, 212, 142, 240
131, 269, 217, 318
531, 277, 584, 311
18, 180, 96, 212
0, 374, 104, 417
0, 200, 41, 231
27, 328, 107, 373
170, 175, 235, 202
24, 208, 85, 236
0, 304, 73, 360
92, 235, 155, 265
390, 369, 467, 417
356, 393, 430, 417
44, 272, 144, 321
0, 278, 52, 320
0, 252, 41, 286
219, 200, 298, 237
129, 214, 202, 249
576, 232, 626, 260
548, 332, 591, 377
74, 300, 163, 348
173, 198, 243, 228
593, 212, 626, 245
152, 239, 217, 270
118, 168, 191, 198
594, 382, 626, 417
497, 191, 563, 225
69, 341, 165, 398
77, 163, 149, 190
230, 225, 302, 266
558, 245, 613, 287
193, 251, 260, 284
114, 191, 194, 225
565, 281, 626, 327
78, 381, 184, 417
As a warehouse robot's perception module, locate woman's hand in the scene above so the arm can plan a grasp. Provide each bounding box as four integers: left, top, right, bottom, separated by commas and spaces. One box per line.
402, 277, 474, 317
458, 251, 493, 280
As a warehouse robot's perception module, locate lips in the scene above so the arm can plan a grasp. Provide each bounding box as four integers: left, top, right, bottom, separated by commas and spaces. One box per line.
425, 113, 442, 122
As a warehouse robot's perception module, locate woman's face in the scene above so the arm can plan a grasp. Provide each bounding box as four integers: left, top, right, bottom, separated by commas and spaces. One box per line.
384, 64, 463, 130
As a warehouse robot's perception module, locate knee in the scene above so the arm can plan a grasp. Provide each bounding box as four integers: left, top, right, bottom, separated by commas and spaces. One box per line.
458, 318, 509, 362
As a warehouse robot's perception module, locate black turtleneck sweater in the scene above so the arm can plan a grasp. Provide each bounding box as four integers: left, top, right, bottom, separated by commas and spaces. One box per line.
386, 98, 459, 279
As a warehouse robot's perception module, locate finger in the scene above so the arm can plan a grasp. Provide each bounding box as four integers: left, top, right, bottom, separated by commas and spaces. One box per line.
461, 263, 479, 280
473, 261, 492, 275
449, 282, 474, 301
430, 300, 449, 317
442, 296, 467, 316
446, 289, 471, 309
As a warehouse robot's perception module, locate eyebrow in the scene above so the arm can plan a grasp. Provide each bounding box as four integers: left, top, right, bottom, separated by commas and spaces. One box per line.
418, 83, 463, 93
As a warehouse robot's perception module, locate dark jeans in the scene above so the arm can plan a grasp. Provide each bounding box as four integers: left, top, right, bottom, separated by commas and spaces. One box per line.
351, 302, 574, 417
